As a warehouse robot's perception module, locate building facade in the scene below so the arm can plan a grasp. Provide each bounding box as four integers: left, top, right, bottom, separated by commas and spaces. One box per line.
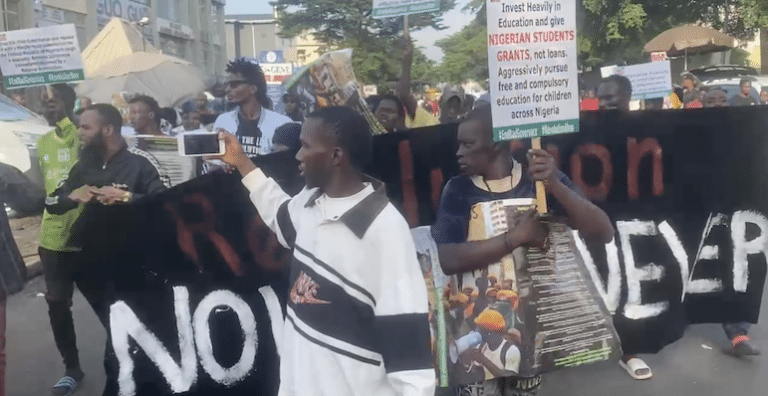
224, 12, 323, 67
0, 0, 227, 80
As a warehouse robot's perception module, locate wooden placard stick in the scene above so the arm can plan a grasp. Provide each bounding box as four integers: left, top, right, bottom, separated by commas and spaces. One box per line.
532, 137, 548, 215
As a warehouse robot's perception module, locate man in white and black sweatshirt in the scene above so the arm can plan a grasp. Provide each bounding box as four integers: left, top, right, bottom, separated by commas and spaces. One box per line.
216, 106, 435, 396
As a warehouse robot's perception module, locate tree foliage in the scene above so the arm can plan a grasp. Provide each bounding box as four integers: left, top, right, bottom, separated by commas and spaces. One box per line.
273, 0, 457, 45
272, 0, 451, 89
579, 0, 768, 67
433, 0, 487, 84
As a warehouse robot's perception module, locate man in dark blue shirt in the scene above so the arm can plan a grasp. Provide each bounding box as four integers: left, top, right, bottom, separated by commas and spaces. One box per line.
432, 106, 614, 395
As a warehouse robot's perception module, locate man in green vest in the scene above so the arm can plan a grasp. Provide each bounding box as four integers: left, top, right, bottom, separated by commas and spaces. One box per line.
37, 84, 94, 396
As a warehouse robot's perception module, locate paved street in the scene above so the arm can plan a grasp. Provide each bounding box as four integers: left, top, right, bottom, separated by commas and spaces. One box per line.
6, 274, 765, 396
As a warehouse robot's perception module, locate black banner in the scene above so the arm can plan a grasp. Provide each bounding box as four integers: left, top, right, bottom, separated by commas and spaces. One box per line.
86, 107, 768, 394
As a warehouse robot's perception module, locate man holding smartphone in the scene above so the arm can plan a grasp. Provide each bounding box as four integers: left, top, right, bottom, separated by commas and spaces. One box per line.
215, 106, 435, 396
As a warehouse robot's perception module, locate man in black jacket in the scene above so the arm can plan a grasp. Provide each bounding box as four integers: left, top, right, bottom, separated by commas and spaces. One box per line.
46, 104, 166, 324
47, 104, 166, 213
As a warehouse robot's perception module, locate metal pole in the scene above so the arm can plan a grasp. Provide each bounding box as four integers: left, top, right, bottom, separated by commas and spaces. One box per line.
234, 21, 242, 58
251, 24, 256, 58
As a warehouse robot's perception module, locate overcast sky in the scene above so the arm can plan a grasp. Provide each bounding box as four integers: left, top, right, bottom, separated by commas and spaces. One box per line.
224, 0, 475, 62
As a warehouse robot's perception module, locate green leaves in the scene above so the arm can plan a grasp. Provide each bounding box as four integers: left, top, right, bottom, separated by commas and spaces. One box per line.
435, 20, 488, 84
578, 0, 768, 67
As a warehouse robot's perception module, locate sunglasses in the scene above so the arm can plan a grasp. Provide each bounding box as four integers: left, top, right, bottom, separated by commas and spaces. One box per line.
223, 80, 252, 89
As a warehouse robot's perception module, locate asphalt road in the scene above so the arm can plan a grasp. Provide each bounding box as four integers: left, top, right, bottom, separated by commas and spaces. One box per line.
6, 275, 765, 396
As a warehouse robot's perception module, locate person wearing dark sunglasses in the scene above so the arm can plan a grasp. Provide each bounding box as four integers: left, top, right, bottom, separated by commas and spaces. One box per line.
205, 59, 292, 174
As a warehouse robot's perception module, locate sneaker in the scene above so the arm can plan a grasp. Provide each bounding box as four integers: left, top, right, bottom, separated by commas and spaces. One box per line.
51, 370, 84, 396
732, 335, 761, 357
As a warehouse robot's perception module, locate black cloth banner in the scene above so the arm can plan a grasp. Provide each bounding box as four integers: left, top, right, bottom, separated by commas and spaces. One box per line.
85, 107, 768, 395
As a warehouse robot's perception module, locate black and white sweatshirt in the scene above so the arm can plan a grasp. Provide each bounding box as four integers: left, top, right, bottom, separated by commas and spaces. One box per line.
242, 168, 435, 396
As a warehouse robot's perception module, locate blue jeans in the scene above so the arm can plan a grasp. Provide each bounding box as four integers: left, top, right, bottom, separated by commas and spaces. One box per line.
723, 322, 751, 340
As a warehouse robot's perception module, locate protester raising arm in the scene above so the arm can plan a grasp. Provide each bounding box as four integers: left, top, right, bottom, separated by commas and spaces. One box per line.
397, 38, 418, 121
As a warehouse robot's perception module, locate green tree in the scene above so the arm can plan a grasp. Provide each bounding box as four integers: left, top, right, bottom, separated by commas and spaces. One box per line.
434, 0, 488, 84
578, 0, 768, 67
273, 0, 451, 89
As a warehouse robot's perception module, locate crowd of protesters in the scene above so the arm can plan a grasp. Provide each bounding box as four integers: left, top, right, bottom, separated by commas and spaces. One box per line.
0, 48, 764, 396
580, 73, 768, 112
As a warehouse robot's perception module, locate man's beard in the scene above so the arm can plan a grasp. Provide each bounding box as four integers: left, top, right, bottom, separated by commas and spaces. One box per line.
79, 133, 106, 158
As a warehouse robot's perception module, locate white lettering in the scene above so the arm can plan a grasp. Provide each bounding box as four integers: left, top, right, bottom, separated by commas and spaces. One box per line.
658, 221, 689, 302
617, 221, 669, 319
193, 290, 258, 386
688, 213, 728, 295
731, 210, 768, 293
573, 232, 620, 314
110, 286, 197, 396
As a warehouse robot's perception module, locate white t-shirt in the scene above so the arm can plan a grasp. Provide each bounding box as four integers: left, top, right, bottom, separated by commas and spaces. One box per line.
481, 340, 521, 379
212, 106, 292, 156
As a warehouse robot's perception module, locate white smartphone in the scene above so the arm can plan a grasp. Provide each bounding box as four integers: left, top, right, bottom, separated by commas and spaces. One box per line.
177, 132, 225, 157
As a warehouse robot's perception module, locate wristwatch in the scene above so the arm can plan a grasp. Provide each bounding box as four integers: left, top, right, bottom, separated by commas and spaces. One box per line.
121, 191, 132, 203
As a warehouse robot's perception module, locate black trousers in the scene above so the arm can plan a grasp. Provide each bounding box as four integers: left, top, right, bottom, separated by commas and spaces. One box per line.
39, 247, 107, 372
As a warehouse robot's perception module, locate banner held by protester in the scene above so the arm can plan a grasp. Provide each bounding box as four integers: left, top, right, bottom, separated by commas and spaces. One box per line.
283, 49, 388, 134
0, 24, 85, 89
89, 106, 768, 395
486, 0, 580, 141
600, 61, 673, 101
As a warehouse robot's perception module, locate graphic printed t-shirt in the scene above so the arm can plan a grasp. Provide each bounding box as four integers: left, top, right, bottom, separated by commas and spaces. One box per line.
431, 163, 579, 395
730, 95, 757, 107
37, 117, 84, 252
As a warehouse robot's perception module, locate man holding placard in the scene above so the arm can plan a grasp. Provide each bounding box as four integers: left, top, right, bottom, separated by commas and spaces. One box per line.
432, 106, 614, 395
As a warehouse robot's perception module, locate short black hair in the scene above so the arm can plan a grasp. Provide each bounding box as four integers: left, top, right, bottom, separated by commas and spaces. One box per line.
226, 58, 272, 110
601, 74, 633, 97
85, 103, 123, 132
462, 105, 495, 145
159, 107, 179, 128
375, 94, 406, 118
128, 95, 161, 125
52, 84, 76, 115
306, 107, 372, 170
273, 122, 302, 153
740, 78, 752, 87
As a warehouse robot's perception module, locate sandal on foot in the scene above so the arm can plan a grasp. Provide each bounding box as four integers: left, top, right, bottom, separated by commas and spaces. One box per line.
51, 375, 81, 396
619, 358, 653, 380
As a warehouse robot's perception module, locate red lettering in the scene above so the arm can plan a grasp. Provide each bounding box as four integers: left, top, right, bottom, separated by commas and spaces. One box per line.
570, 143, 612, 202
627, 137, 664, 200
165, 194, 243, 276
246, 215, 288, 272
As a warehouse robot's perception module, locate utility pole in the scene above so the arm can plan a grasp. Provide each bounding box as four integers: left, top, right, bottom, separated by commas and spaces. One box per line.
234, 20, 243, 58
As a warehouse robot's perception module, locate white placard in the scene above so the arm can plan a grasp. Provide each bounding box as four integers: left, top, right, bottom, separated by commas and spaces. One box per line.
363, 85, 378, 96
600, 61, 672, 100
261, 63, 293, 85
372, 0, 440, 18
486, 0, 580, 141
0, 24, 84, 89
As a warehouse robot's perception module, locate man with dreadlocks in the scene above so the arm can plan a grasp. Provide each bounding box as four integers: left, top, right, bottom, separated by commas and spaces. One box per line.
213, 58, 292, 157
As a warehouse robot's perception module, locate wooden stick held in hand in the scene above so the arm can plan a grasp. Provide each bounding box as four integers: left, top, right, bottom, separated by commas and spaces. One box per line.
532, 137, 548, 214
